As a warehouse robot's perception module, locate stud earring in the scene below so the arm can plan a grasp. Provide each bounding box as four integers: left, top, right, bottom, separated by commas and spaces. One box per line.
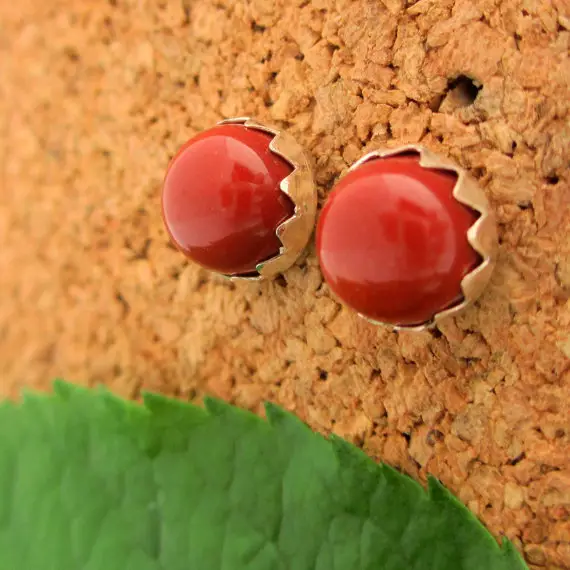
162, 117, 316, 280
316, 146, 497, 331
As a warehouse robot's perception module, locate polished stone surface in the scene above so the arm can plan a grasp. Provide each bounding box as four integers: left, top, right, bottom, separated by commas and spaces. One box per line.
317, 154, 480, 326
162, 124, 294, 275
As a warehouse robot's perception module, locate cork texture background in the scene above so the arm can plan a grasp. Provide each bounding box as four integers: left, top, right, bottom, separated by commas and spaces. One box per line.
1, 0, 570, 567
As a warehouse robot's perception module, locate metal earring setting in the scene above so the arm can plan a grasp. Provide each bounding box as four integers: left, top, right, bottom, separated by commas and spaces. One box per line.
316, 145, 497, 331
161, 117, 317, 280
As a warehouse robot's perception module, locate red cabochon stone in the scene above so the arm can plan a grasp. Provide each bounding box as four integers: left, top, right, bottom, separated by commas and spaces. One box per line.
162, 124, 294, 275
317, 154, 480, 327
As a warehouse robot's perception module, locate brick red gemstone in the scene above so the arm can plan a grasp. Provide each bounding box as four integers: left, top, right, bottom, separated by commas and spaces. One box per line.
162, 124, 294, 275
317, 153, 480, 326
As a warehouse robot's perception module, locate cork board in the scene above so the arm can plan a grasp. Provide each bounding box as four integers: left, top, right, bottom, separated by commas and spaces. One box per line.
1, 0, 569, 567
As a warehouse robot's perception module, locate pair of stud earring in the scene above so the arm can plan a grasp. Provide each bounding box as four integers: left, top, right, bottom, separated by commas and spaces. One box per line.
162, 117, 497, 331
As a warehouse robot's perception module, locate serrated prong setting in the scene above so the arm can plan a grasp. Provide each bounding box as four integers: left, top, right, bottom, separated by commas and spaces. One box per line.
345, 144, 497, 331
216, 117, 317, 281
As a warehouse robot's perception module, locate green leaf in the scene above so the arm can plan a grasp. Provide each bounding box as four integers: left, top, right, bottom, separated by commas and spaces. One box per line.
0, 381, 527, 570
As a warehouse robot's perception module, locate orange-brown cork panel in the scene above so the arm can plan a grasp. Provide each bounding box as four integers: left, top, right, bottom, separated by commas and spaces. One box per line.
0, 1, 569, 568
